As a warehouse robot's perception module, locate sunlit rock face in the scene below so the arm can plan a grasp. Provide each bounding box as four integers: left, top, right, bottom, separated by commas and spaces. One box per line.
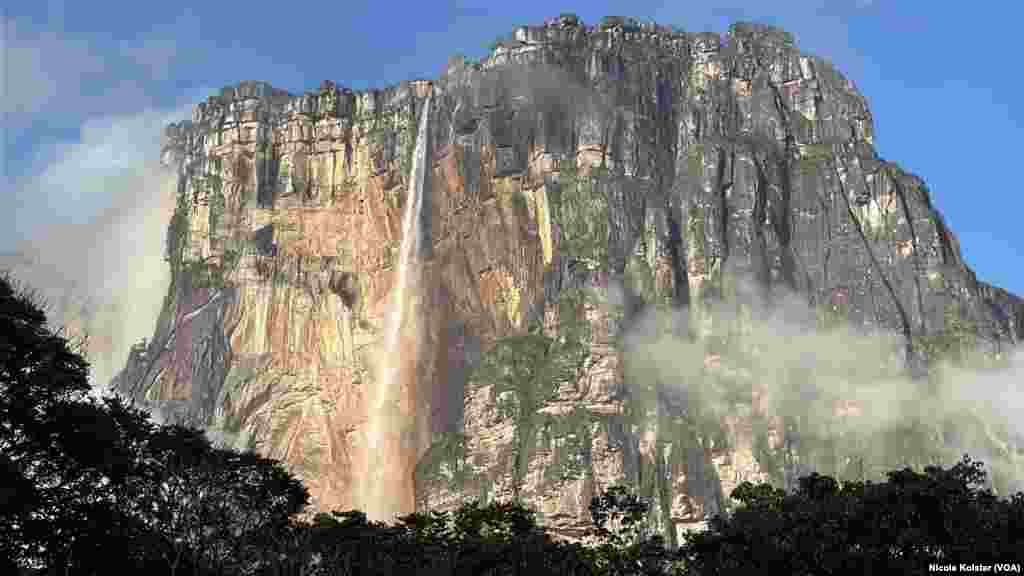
113, 15, 1024, 542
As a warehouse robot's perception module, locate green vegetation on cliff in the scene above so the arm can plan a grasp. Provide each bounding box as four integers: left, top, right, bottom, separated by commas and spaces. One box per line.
417, 284, 595, 500
470, 286, 593, 498
555, 159, 610, 272
415, 431, 475, 494
541, 404, 594, 485
165, 181, 191, 277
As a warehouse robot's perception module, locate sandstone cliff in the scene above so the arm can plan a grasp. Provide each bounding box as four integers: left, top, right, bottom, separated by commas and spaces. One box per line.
112, 15, 1024, 545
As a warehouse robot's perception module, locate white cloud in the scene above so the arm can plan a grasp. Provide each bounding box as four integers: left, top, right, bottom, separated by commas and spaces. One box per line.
0, 18, 105, 118
0, 12, 216, 389
2, 102, 203, 392
0, 14, 205, 138
0, 19, 146, 135
119, 11, 203, 83
619, 276, 1024, 492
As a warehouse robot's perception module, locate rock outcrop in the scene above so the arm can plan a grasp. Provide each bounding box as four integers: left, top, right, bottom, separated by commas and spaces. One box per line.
112, 15, 1024, 544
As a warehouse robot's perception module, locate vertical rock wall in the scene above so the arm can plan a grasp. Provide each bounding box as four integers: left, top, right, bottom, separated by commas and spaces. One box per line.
113, 15, 1024, 541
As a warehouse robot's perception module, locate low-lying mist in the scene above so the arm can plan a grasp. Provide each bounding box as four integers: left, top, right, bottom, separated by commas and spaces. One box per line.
616, 275, 1024, 495
2, 107, 187, 392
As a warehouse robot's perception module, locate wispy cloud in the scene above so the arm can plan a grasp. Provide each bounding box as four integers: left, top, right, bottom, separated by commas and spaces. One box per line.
619, 276, 1024, 493
0, 12, 212, 185
0, 17, 169, 129
3, 105, 192, 387
0, 13, 210, 388
1, 18, 105, 119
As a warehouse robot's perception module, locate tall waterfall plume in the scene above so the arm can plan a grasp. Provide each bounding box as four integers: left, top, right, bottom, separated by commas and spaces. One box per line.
363, 89, 433, 522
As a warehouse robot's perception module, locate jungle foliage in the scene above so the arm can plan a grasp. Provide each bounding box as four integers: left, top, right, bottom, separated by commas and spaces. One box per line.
469, 286, 594, 497
556, 159, 610, 272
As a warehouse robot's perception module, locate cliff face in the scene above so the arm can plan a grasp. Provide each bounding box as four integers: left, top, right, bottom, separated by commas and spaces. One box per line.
113, 15, 1024, 543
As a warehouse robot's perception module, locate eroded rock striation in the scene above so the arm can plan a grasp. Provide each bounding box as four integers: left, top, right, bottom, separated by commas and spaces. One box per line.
113, 15, 1024, 543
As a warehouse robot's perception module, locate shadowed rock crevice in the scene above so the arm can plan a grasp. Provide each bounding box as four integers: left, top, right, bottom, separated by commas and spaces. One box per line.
328, 270, 359, 309
891, 169, 928, 335
831, 152, 917, 374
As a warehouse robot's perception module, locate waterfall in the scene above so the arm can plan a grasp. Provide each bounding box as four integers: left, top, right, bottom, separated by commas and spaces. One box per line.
363, 90, 432, 522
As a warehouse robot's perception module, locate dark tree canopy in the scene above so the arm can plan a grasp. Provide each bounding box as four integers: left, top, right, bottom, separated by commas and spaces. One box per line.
680, 455, 1024, 575
0, 273, 309, 574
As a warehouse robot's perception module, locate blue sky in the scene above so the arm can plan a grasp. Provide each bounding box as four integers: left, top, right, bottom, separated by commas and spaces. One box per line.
3, 0, 1022, 301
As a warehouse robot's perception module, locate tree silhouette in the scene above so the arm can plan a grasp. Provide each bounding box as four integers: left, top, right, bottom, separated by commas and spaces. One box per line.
116, 423, 309, 574
681, 455, 1024, 575
0, 272, 307, 575
587, 485, 683, 576
0, 272, 99, 570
